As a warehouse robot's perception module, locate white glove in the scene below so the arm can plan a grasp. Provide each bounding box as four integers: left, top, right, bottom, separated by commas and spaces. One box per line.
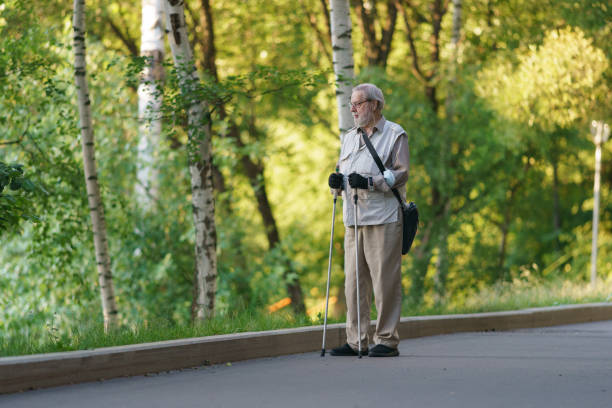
383, 169, 395, 187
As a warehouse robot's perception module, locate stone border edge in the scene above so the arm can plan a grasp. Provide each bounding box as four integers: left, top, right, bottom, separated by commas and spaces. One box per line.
1, 302, 611, 394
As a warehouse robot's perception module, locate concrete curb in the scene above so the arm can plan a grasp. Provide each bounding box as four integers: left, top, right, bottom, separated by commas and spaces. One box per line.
1, 302, 611, 394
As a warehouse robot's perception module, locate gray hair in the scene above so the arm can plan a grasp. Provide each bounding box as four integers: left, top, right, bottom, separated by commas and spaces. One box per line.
352, 83, 385, 113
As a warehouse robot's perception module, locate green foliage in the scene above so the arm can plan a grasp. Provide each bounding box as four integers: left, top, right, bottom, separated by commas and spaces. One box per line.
478, 27, 608, 129
3, 274, 610, 358
0, 309, 327, 357
1, 0, 611, 353
0, 161, 41, 232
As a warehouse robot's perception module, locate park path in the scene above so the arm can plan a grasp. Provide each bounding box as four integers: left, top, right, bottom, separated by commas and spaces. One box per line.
2, 320, 611, 408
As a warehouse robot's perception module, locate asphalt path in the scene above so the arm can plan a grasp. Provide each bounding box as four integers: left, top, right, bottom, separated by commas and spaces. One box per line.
2, 320, 612, 408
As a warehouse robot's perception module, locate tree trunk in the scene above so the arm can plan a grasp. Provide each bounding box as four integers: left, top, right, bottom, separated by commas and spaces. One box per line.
409, 222, 435, 306
399, 0, 449, 303
352, 0, 397, 67
433, 201, 451, 304
198, 0, 218, 79
551, 140, 561, 251
445, 0, 461, 118
426, 0, 443, 113
136, 0, 165, 206
73, 0, 119, 331
434, 0, 461, 304
329, 0, 355, 140
451, 0, 461, 54
244, 113, 306, 314
298, 0, 333, 65
486, 0, 498, 51
320, 0, 332, 40
164, 0, 217, 320
498, 215, 510, 280
497, 161, 530, 280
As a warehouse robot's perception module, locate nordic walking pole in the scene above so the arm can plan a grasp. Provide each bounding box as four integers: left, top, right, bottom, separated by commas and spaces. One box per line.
321, 188, 338, 357
353, 192, 362, 359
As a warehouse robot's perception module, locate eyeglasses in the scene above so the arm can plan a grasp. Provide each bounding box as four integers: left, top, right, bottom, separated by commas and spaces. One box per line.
349, 99, 370, 109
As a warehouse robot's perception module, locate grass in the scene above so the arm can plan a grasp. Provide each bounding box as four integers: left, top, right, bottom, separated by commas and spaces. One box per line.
402, 275, 612, 317
2, 277, 611, 358
0, 310, 333, 358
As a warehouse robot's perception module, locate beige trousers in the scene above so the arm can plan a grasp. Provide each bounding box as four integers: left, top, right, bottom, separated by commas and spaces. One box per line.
344, 215, 403, 350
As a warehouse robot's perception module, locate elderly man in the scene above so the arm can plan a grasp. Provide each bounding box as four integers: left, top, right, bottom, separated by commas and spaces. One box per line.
328, 83, 409, 357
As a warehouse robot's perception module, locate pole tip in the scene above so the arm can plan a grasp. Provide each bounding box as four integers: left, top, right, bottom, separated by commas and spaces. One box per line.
321, 349, 325, 357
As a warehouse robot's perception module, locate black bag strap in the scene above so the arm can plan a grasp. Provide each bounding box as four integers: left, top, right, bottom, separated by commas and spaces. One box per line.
360, 131, 405, 208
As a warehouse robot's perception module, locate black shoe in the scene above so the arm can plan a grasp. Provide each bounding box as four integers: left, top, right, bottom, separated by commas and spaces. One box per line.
368, 344, 399, 357
330, 343, 369, 356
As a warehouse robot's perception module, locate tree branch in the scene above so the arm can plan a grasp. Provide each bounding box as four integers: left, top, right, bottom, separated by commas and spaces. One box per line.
104, 16, 138, 56
0, 139, 21, 145
442, 0, 450, 15
352, 0, 378, 65
320, 0, 332, 40
184, 0, 200, 31
299, 0, 332, 64
403, 0, 428, 24
379, 0, 398, 66
429, 0, 444, 70
1, 117, 29, 147
198, 0, 219, 79
396, 0, 425, 81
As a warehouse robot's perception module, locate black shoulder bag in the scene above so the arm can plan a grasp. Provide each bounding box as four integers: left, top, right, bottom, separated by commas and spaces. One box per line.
361, 132, 418, 255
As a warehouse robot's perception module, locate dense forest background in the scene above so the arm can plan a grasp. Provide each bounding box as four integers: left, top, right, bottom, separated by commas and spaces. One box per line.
1, 0, 611, 338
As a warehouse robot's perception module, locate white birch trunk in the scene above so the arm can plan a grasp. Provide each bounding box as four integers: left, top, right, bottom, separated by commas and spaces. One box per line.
163, 0, 217, 320
451, 0, 462, 51
136, 0, 165, 205
73, 0, 119, 331
446, 0, 461, 115
329, 0, 355, 140
450, 0, 462, 87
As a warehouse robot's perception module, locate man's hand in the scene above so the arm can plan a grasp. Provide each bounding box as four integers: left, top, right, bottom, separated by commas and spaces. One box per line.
348, 172, 368, 189
328, 172, 344, 190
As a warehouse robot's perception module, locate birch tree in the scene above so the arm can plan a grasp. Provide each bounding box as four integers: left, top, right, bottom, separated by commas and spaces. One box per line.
136, 0, 165, 205
329, 0, 355, 140
447, 0, 461, 113
73, 0, 119, 331
163, 0, 217, 320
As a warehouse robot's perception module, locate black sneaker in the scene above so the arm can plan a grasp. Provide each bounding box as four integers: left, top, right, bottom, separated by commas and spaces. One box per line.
330, 343, 369, 356
368, 344, 399, 357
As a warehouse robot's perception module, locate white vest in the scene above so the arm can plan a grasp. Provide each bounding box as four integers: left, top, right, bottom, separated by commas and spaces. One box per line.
339, 119, 406, 226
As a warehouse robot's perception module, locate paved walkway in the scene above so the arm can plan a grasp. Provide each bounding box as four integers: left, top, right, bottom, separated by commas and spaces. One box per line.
2, 320, 612, 408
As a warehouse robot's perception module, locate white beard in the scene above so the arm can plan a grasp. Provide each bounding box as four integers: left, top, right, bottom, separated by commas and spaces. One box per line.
354, 108, 375, 128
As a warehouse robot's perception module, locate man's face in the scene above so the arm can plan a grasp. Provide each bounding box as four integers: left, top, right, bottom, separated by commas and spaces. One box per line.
350, 91, 375, 128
